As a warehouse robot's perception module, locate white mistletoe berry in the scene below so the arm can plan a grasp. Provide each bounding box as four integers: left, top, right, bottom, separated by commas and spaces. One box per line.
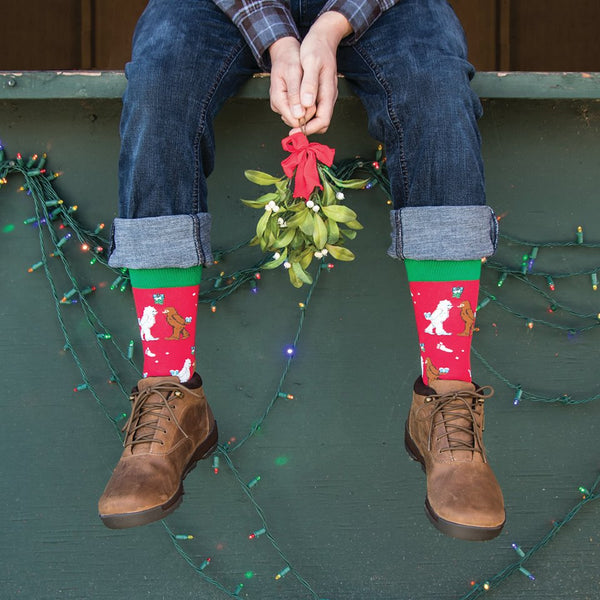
321, 248, 328, 256
283, 261, 291, 269
306, 200, 315, 209
273, 252, 281, 260
312, 205, 320, 212
314, 251, 323, 259
335, 191, 345, 200
277, 217, 287, 227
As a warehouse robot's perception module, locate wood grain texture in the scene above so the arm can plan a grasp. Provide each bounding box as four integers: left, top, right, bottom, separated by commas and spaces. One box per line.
1, 91, 599, 599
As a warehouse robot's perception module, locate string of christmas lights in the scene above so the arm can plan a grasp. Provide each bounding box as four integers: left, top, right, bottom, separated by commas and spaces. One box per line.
2, 145, 600, 599
1, 147, 330, 598
458, 473, 600, 599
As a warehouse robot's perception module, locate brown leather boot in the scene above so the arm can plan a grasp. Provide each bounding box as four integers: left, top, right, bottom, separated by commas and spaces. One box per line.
405, 377, 505, 541
98, 373, 218, 529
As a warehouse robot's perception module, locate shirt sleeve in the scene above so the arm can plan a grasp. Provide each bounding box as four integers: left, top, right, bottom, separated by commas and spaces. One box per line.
212, 1, 300, 68
319, 0, 401, 43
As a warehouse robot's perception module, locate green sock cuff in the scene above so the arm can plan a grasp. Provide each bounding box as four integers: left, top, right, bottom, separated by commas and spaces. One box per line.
404, 259, 481, 282
129, 266, 202, 289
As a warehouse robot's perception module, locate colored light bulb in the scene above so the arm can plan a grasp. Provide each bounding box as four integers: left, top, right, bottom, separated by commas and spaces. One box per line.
175, 534, 194, 540
527, 247, 538, 272
275, 566, 291, 580
497, 272, 507, 287
513, 388, 523, 406
591, 272, 598, 291
247, 475, 261, 488
546, 276, 555, 291
249, 527, 266, 540
199, 557, 211, 570
576, 226, 583, 244
278, 392, 294, 400
28, 261, 44, 273
519, 566, 535, 581
73, 383, 88, 392
477, 295, 495, 311
212, 455, 219, 474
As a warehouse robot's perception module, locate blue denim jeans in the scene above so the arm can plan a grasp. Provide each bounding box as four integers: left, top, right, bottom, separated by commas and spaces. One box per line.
109, 0, 497, 269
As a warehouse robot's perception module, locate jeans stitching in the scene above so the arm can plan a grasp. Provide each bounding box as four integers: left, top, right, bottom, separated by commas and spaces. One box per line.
191, 214, 201, 264
192, 40, 249, 215
350, 42, 410, 209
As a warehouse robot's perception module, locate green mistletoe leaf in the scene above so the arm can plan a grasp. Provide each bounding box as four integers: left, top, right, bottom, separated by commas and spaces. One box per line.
322, 179, 336, 206
244, 170, 283, 186
292, 261, 313, 285
299, 249, 313, 270
325, 244, 355, 261
345, 219, 364, 230
321, 204, 357, 223
299, 210, 315, 236
338, 177, 370, 189
341, 229, 357, 240
288, 266, 303, 288
256, 209, 271, 239
272, 227, 296, 248
285, 208, 307, 229
326, 218, 340, 244
241, 192, 279, 209
262, 249, 288, 269
313, 212, 327, 249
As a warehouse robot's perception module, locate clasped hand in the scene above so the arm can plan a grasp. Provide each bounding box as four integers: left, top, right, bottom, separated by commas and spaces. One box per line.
268, 11, 352, 136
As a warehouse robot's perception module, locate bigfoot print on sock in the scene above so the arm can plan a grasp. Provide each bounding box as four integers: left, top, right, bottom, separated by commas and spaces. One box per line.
132, 285, 199, 382
410, 279, 480, 384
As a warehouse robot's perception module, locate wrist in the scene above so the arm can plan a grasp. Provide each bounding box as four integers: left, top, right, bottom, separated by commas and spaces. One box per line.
269, 36, 300, 59
311, 11, 353, 44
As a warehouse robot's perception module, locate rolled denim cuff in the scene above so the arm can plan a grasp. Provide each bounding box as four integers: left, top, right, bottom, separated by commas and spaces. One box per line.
108, 213, 213, 269
387, 205, 498, 260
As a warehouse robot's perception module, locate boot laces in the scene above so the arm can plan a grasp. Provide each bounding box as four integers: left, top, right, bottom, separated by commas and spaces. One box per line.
417, 386, 494, 461
123, 381, 201, 448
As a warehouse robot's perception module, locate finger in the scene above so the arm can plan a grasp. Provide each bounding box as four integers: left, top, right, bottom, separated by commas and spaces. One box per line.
304, 72, 338, 135
299, 59, 319, 112
270, 67, 305, 126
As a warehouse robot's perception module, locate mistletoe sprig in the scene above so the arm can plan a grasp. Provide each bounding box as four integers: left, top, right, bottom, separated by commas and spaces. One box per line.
242, 133, 368, 288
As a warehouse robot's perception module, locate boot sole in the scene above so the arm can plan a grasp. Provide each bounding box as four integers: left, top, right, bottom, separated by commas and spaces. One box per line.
404, 420, 504, 542
100, 421, 219, 529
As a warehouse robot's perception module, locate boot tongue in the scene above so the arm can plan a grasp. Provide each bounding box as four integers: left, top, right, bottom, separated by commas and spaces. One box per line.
137, 375, 180, 391
429, 379, 482, 462
128, 376, 180, 453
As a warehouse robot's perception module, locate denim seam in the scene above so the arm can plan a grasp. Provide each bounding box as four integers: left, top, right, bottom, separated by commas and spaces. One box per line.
192, 39, 248, 215
192, 214, 201, 263
351, 41, 410, 208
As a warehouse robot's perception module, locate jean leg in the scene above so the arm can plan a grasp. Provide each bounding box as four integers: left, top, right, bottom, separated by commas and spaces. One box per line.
109, 0, 258, 269
337, 0, 497, 260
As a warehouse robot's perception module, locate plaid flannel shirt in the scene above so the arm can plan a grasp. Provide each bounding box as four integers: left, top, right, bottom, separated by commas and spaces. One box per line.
213, 0, 400, 68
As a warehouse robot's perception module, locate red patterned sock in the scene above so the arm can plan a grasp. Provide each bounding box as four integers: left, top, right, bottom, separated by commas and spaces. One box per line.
405, 260, 481, 386
129, 267, 202, 382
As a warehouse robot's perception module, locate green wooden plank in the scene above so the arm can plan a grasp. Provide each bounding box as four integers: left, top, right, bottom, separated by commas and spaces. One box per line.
2, 70, 600, 100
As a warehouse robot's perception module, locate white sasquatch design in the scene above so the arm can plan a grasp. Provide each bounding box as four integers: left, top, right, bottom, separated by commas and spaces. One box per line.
144, 347, 156, 357
424, 299, 453, 335
171, 358, 192, 383
436, 341, 453, 353
138, 306, 159, 341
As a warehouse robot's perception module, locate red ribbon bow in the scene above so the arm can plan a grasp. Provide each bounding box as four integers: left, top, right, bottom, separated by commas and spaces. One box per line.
280, 132, 335, 200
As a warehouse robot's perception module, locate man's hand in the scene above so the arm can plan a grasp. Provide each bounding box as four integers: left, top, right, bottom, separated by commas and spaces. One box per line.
269, 37, 314, 132
269, 12, 352, 136
291, 11, 352, 136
